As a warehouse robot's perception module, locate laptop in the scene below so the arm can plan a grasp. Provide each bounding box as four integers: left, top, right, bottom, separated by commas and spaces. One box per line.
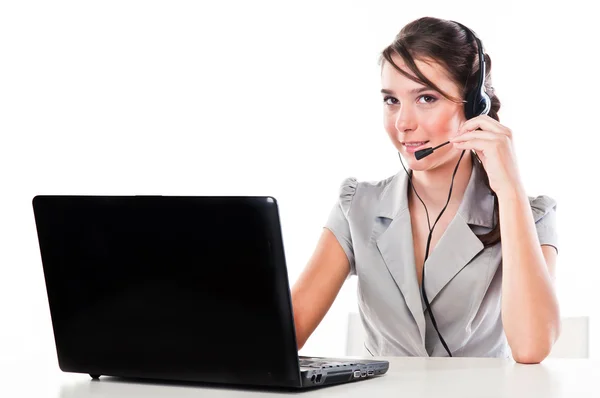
32, 195, 389, 389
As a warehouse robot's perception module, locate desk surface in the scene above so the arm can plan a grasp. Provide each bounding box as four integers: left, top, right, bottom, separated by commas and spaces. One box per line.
4, 354, 599, 397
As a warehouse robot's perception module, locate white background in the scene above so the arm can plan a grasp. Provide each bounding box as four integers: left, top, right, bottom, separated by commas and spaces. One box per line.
1, 0, 598, 364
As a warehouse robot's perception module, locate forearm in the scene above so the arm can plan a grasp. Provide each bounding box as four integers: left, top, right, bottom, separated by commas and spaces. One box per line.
498, 186, 560, 363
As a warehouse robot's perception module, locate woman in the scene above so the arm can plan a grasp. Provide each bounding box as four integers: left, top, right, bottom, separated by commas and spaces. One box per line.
291, 17, 559, 364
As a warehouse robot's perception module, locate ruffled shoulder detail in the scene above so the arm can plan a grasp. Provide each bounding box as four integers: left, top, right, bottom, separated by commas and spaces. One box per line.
338, 177, 358, 216
529, 195, 557, 222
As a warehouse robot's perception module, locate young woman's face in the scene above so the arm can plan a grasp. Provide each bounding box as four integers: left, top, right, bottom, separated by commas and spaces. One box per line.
381, 53, 466, 171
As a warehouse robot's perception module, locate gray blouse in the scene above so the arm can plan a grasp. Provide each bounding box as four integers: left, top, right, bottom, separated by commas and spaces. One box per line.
325, 159, 558, 358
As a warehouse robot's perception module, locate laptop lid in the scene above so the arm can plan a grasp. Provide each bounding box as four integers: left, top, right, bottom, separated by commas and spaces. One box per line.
32, 195, 303, 388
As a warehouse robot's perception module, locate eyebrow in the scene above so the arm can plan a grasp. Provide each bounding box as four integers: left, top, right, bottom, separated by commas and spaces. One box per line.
381, 87, 434, 95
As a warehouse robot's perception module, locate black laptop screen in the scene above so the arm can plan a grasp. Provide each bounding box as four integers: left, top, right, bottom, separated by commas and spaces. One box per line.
33, 196, 301, 387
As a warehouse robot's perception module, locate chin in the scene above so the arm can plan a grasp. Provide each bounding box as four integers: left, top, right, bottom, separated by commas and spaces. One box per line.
399, 147, 462, 172
399, 151, 428, 170
406, 159, 431, 171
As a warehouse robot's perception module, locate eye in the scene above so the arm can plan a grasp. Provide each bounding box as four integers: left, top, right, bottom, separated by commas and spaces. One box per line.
383, 95, 398, 106
418, 94, 438, 104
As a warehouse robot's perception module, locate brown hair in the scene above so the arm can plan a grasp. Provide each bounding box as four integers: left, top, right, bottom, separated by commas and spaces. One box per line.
379, 16, 501, 247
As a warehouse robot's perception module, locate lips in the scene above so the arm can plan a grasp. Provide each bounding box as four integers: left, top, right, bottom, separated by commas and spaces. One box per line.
402, 141, 429, 147
402, 141, 430, 154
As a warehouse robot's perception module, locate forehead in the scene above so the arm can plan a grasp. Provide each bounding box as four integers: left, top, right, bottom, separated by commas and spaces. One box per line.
381, 53, 459, 96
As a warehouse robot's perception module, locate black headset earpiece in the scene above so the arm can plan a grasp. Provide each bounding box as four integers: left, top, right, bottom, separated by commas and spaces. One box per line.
452, 21, 491, 120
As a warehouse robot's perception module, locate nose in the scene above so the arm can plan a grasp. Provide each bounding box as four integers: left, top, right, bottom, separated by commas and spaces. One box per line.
394, 105, 417, 134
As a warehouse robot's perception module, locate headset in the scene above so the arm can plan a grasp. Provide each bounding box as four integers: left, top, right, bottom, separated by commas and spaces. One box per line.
414, 21, 491, 160
397, 21, 491, 357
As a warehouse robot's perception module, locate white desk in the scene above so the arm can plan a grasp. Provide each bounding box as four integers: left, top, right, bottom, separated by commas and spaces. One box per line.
4, 353, 599, 397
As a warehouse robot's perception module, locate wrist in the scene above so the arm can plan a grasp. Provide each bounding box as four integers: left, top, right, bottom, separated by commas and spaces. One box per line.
495, 182, 527, 202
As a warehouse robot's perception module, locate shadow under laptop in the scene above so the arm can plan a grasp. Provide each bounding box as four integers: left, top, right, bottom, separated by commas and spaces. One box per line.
59, 374, 380, 397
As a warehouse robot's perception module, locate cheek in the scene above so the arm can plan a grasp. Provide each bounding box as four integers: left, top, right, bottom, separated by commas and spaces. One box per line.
383, 118, 398, 146
383, 106, 462, 140
421, 108, 461, 137
384, 117, 396, 137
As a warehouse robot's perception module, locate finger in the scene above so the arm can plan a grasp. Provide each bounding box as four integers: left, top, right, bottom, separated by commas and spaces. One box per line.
459, 115, 510, 136
450, 130, 502, 142
452, 139, 493, 152
459, 115, 498, 131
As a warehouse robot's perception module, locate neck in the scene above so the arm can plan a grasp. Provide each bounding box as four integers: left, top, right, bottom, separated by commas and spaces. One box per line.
408, 151, 474, 211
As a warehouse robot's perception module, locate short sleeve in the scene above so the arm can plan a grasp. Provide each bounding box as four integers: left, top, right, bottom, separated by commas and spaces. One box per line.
324, 177, 358, 276
530, 195, 558, 254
